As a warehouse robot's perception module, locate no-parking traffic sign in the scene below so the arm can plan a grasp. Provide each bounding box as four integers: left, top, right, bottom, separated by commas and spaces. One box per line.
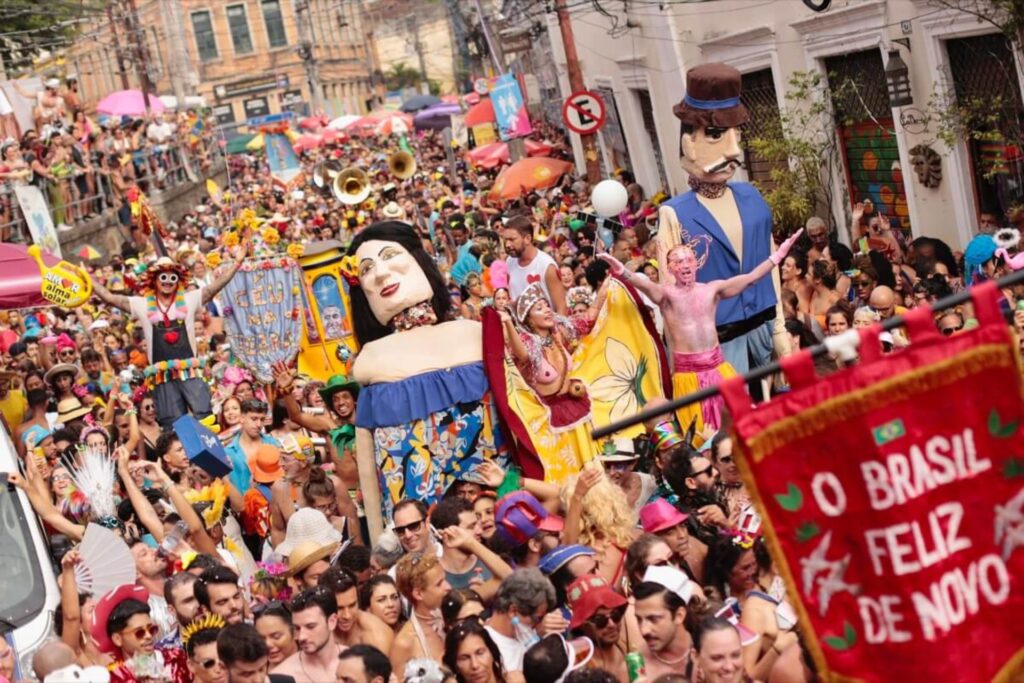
562, 90, 606, 135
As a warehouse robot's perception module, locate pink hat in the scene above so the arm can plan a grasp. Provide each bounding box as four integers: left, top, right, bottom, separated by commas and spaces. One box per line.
639, 499, 688, 535
90, 584, 151, 654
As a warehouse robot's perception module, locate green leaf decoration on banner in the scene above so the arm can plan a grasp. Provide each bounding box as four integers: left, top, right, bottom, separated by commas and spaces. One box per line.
1004, 457, 1024, 478
775, 483, 803, 512
989, 409, 1019, 439
796, 522, 821, 543
823, 621, 857, 651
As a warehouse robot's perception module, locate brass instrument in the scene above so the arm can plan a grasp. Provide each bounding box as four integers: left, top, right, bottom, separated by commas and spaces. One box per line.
312, 159, 343, 194
332, 167, 371, 205
388, 151, 416, 180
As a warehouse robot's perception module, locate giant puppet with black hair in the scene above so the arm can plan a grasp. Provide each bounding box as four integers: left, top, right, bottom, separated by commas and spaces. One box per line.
343, 221, 508, 538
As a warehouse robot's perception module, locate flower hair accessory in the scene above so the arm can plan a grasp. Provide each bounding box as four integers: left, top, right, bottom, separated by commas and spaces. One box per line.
994, 227, 1021, 252
253, 561, 289, 581
728, 530, 756, 549
181, 613, 226, 647
339, 255, 361, 287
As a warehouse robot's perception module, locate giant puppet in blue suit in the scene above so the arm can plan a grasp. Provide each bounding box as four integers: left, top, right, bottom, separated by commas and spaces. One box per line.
655, 63, 790, 430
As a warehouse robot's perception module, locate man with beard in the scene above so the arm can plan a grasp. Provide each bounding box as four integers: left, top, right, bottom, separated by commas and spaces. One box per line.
275, 587, 341, 683
566, 575, 628, 681
634, 568, 696, 681
195, 566, 246, 625
663, 445, 733, 547
502, 214, 566, 313
161, 571, 201, 649
318, 567, 393, 653
391, 499, 437, 558
79, 348, 115, 394
129, 539, 176, 640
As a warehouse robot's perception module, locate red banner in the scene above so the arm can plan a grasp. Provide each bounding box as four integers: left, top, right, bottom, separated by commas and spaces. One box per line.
721, 282, 1024, 683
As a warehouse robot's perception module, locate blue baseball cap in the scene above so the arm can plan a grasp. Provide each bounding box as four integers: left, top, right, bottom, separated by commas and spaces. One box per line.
538, 544, 596, 576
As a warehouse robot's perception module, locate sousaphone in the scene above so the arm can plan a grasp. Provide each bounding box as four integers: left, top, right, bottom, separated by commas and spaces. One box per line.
332, 167, 371, 205
388, 151, 416, 180
312, 159, 343, 195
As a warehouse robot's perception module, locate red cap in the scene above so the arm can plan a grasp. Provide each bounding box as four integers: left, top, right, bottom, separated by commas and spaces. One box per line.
566, 574, 627, 630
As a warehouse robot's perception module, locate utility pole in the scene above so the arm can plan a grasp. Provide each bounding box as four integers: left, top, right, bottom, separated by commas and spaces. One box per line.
107, 2, 131, 90
406, 16, 429, 93
555, 0, 600, 184
295, 0, 323, 113
472, 0, 503, 75
124, 0, 154, 113
160, 0, 190, 106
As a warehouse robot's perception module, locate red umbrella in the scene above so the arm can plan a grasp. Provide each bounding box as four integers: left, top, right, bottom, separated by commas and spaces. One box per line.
0, 243, 62, 310
298, 115, 328, 130
466, 140, 556, 169
465, 98, 495, 127
464, 92, 481, 105
293, 133, 324, 153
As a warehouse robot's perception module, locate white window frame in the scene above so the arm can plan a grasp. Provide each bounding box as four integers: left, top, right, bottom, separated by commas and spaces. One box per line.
225, 3, 256, 56
790, 0, 922, 244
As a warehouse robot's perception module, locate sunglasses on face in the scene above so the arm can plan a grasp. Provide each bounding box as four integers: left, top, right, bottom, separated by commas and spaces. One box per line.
199, 658, 220, 670
588, 605, 626, 629
394, 518, 425, 536
941, 324, 963, 336
124, 623, 159, 640
692, 464, 715, 478
59, 349, 75, 357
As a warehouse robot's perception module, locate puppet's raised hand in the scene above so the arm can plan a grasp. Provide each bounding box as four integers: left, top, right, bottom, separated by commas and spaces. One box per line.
596, 253, 625, 276
770, 228, 805, 266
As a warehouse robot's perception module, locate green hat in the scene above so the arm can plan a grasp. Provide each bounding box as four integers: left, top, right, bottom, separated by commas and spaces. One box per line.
318, 374, 360, 407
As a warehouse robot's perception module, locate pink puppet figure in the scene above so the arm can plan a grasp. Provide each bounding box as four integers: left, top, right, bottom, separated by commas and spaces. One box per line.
599, 228, 803, 439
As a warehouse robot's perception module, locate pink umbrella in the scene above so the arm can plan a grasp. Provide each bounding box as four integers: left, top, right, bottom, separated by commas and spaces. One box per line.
320, 128, 347, 144
298, 115, 328, 130
96, 89, 165, 117
0, 243, 61, 310
293, 133, 324, 153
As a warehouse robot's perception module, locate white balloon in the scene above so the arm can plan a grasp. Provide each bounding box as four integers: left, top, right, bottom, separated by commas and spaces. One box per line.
591, 179, 629, 217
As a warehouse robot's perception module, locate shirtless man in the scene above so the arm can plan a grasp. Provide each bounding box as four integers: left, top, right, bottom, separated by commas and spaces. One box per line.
319, 566, 394, 653
275, 588, 341, 683
599, 228, 801, 438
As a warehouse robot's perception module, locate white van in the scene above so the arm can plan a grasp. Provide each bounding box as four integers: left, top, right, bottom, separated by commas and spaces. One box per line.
0, 427, 59, 681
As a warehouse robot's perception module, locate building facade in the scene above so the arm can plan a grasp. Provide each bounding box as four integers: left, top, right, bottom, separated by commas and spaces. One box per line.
541, 0, 1024, 250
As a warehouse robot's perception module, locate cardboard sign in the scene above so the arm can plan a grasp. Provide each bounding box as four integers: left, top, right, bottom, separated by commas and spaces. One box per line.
721, 282, 1024, 683
174, 414, 232, 479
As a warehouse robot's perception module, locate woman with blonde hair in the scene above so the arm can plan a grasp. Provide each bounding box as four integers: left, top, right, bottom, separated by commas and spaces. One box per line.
390, 552, 452, 677
561, 467, 637, 591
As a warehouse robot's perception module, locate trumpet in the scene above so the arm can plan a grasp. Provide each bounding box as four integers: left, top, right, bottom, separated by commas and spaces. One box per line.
312, 159, 343, 194
332, 166, 371, 205
388, 151, 416, 180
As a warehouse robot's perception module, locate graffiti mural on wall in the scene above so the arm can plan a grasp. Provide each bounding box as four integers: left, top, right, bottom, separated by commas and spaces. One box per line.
840, 121, 912, 239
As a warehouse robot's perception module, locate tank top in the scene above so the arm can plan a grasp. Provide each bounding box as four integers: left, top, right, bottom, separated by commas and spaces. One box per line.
507, 250, 556, 302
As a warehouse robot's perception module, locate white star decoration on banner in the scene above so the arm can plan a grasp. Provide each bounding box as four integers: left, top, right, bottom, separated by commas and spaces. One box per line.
994, 488, 1024, 561
800, 531, 860, 616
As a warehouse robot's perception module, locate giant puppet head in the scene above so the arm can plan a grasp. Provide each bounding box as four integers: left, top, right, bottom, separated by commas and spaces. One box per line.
346, 222, 453, 345
673, 63, 749, 186
138, 257, 189, 296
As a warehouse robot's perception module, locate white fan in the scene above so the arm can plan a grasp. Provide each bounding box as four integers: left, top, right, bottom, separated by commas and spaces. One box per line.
74, 523, 137, 596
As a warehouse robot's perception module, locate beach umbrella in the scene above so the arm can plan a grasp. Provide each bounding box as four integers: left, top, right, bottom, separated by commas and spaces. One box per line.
488, 157, 574, 200
76, 245, 102, 260
466, 140, 555, 169
329, 115, 362, 130
413, 103, 462, 131
465, 98, 495, 127
96, 89, 165, 117
293, 133, 324, 153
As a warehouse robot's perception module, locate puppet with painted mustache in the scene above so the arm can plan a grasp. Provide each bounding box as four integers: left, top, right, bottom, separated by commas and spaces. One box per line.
650, 62, 793, 436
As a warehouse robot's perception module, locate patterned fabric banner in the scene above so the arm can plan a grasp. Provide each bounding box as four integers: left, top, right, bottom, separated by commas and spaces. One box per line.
720, 282, 1024, 683
220, 257, 303, 383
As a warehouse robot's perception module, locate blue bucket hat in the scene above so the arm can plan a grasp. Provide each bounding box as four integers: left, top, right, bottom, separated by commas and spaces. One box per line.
538, 544, 596, 576
964, 234, 998, 286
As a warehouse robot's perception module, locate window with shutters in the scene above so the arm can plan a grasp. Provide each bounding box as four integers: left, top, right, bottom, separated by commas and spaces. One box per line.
825, 49, 912, 240
945, 33, 1024, 226
740, 68, 784, 189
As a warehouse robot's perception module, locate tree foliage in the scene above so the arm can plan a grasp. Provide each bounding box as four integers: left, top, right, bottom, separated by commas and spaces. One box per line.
384, 62, 424, 91
0, 0, 88, 75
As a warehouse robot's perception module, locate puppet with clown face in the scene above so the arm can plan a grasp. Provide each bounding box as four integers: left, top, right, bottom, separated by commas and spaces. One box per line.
654, 63, 791, 432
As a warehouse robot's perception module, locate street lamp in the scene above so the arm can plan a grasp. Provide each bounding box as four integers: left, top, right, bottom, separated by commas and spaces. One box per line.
885, 48, 913, 108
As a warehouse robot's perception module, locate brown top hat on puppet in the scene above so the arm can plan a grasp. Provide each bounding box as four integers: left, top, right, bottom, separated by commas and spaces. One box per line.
673, 63, 748, 129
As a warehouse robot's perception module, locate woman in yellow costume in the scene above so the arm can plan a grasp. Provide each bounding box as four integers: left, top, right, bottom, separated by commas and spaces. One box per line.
483, 276, 669, 483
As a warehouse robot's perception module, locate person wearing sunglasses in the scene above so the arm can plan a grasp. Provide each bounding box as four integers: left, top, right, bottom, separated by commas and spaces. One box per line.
710, 433, 752, 530
184, 615, 229, 683
663, 447, 731, 548
938, 311, 965, 337
597, 437, 658, 515
392, 499, 436, 556
90, 247, 247, 430
565, 574, 628, 683
90, 584, 191, 683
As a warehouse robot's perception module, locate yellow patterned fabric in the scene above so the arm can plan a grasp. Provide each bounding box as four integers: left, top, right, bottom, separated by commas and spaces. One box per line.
494, 279, 668, 484
671, 360, 738, 449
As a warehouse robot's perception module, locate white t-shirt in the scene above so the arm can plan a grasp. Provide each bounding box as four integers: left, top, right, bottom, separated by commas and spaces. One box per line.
507, 249, 557, 303
486, 625, 526, 672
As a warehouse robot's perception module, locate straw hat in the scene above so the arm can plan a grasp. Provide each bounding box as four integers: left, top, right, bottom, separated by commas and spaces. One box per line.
45, 363, 81, 385
276, 507, 342, 556
285, 539, 339, 577
56, 397, 91, 424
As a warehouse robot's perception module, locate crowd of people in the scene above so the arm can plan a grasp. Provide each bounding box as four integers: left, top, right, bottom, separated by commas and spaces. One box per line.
0, 76, 217, 240
0, 82, 1022, 683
